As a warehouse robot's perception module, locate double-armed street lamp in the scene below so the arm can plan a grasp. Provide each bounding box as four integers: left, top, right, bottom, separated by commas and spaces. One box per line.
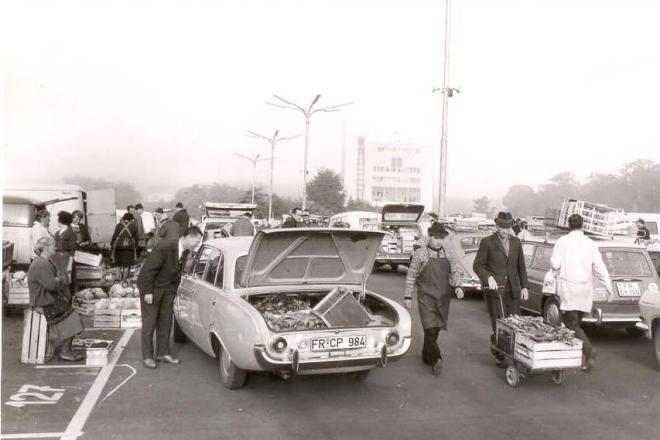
233, 153, 271, 204
244, 130, 301, 221
265, 94, 353, 211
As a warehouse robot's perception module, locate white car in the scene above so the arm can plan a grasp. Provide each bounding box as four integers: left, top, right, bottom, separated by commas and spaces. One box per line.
638, 287, 660, 369
173, 228, 413, 389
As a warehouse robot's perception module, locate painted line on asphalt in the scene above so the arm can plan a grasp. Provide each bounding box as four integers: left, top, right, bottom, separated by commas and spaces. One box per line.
59, 328, 136, 440
1, 433, 82, 439
34, 365, 102, 369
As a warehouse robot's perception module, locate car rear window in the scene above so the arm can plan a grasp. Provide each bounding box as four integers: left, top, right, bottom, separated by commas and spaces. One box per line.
459, 237, 482, 253
234, 255, 248, 288
600, 251, 654, 277
532, 246, 553, 270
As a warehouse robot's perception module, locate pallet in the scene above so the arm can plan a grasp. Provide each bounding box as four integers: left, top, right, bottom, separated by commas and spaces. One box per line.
21, 309, 49, 364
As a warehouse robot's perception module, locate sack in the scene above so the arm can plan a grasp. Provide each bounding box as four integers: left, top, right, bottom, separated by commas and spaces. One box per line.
542, 269, 557, 294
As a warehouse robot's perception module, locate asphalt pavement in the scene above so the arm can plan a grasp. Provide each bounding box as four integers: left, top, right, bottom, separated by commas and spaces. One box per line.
2, 268, 659, 440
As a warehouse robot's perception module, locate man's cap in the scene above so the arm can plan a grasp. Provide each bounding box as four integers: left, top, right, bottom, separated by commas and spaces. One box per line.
494, 211, 514, 228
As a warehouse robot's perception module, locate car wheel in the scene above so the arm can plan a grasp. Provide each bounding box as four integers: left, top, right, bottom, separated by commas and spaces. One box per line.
505, 366, 521, 387
348, 369, 371, 381
653, 321, 660, 371
543, 297, 562, 327
219, 346, 247, 390
551, 370, 564, 385
172, 317, 187, 343
390, 263, 399, 271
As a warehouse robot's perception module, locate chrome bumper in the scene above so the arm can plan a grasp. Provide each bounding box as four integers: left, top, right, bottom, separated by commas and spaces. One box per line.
581, 308, 642, 325
253, 337, 412, 374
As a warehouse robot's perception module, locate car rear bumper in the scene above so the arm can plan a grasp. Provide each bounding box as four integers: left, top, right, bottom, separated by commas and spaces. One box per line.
456, 279, 482, 291
253, 337, 411, 374
376, 254, 411, 265
582, 307, 641, 326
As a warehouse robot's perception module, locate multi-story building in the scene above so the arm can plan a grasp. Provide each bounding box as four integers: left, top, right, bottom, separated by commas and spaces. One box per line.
345, 137, 435, 209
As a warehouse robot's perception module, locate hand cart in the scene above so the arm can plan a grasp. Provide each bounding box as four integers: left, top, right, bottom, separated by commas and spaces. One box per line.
487, 288, 583, 387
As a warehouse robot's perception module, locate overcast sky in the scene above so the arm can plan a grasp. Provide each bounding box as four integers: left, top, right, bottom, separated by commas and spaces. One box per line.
4, 0, 660, 201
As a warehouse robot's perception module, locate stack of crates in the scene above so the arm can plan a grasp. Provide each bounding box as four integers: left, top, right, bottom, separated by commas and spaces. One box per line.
557, 198, 623, 237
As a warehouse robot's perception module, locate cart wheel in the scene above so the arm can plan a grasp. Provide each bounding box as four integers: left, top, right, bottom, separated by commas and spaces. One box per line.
455, 287, 465, 299
505, 366, 521, 387
551, 370, 564, 385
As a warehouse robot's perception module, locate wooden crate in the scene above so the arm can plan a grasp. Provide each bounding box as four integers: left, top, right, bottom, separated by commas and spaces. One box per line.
8, 287, 30, 305
74, 251, 103, 267
21, 309, 49, 365
513, 334, 583, 370
93, 309, 121, 328
120, 309, 142, 328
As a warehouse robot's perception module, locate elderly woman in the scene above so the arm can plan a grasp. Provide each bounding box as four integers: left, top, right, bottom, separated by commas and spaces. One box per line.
71, 210, 91, 250
111, 212, 139, 280
52, 211, 77, 291
28, 237, 85, 361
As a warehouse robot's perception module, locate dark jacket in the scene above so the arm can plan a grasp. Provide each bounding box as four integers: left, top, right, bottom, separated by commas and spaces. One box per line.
55, 227, 77, 253
137, 239, 187, 295
282, 217, 301, 228
110, 221, 139, 249
230, 217, 255, 236
72, 223, 91, 249
27, 256, 62, 307
157, 219, 181, 241
473, 233, 528, 299
172, 209, 190, 232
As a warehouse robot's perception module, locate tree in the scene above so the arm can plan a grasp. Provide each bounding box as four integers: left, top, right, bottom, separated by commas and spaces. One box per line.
345, 198, 379, 212
502, 185, 537, 216
473, 196, 491, 214
306, 168, 346, 216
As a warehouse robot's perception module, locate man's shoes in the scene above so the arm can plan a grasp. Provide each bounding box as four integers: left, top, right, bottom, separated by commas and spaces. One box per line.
156, 355, 181, 364
495, 357, 507, 368
143, 358, 157, 369
581, 349, 597, 373
431, 358, 443, 376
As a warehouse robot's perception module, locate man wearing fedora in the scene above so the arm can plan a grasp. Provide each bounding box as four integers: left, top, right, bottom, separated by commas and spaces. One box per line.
404, 222, 460, 375
473, 211, 529, 366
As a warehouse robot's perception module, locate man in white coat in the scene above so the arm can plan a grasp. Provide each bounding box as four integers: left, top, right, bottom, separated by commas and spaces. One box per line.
550, 214, 613, 372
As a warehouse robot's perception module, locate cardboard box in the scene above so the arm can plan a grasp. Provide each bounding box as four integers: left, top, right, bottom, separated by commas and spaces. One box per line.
73, 339, 113, 366
121, 309, 142, 328
74, 251, 103, 267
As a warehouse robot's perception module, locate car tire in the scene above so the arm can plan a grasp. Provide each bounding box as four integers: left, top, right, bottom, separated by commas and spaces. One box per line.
172, 317, 187, 343
219, 346, 247, 390
348, 369, 371, 381
390, 264, 399, 271
653, 321, 660, 371
543, 297, 562, 327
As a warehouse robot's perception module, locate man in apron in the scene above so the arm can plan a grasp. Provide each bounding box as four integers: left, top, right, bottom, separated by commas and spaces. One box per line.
404, 222, 460, 375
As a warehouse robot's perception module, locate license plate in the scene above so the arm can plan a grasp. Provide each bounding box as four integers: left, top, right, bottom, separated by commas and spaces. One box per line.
310, 335, 367, 351
616, 282, 641, 297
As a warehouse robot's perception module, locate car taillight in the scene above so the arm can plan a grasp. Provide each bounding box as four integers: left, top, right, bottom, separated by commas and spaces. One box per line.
271, 337, 288, 353
386, 331, 400, 346
648, 283, 658, 292
594, 287, 609, 301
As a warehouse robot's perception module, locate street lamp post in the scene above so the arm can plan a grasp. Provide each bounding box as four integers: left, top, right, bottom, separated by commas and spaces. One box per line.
266, 94, 353, 211
233, 153, 271, 204
433, 0, 458, 218
245, 130, 301, 221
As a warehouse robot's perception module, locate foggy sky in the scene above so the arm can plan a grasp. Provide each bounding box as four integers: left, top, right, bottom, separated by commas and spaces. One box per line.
4, 0, 660, 201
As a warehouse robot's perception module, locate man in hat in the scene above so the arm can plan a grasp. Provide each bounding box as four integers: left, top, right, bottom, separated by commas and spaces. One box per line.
404, 222, 460, 375
473, 211, 529, 366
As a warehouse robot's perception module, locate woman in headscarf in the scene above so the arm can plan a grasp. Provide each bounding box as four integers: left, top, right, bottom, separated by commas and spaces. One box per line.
111, 212, 139, 280
71, 210, 91, 250
53, 211, 77, 294
28, 237, 85, 361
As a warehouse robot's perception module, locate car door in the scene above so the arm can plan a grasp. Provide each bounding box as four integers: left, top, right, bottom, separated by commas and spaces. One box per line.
177, 246, 214, 340
524, 244, 554, 314
191, 247, 222, 344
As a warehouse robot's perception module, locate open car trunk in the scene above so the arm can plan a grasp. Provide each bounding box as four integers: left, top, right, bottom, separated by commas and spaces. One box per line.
246, 288, 398, 332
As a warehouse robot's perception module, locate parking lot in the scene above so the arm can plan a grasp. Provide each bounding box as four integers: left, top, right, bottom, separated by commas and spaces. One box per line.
2, 269, 659, 440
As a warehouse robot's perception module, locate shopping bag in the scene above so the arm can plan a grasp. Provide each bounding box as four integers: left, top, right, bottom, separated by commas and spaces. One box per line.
542, 269, 557, 294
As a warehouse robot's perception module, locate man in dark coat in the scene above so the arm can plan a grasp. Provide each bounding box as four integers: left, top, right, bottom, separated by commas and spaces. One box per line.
172, 202, 190, 233
157, 214, 182, 241
230, 212, 256, 236
282, 207, 303, 228
137, 226, 202, 369
473, 211, 529, 365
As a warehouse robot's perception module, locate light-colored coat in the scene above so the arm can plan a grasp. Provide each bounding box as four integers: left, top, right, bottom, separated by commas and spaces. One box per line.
550, 230, 612, 313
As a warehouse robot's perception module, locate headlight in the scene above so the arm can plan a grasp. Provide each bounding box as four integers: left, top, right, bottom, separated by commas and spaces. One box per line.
271, 337, 288, 353
648, 283, 658, 292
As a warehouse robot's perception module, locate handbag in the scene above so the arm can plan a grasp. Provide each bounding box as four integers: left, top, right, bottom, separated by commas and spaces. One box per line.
542, 269, 557, 294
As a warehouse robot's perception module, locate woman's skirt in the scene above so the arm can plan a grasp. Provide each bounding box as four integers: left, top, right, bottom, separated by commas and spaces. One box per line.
114, 248, 136, 268
48, 312, 84, 343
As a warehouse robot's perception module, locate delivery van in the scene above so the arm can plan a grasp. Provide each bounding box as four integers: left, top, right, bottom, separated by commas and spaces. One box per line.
3, 183, 116, 266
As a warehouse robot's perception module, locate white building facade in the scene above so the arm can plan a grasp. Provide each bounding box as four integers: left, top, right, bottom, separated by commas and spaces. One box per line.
345, 137, 435, 209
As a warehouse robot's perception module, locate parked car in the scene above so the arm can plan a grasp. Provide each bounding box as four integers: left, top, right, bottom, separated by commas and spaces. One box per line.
375, 204, 424, 271
173, 228, 412, 389
445, 231, 489, 298
329, 211, 380, 230
637, 287, 660, 369
519, 238, 659, 330
198, 202, 258, 242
